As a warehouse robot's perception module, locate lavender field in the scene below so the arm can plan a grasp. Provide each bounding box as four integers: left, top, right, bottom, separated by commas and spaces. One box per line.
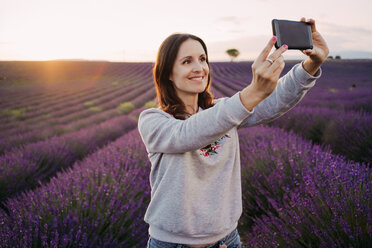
0, 59, 371, 247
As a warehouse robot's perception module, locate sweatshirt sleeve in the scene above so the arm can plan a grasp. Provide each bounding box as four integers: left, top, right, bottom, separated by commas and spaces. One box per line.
138, 93, 254, 154
237, 61, 322, 129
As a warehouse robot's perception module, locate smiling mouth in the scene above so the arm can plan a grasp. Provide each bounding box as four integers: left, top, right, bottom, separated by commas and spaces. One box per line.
188, 76, 204, 81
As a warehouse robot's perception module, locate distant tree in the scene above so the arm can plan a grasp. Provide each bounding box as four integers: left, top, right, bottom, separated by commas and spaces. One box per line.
327, 55, 333, 59
226, 48, 240, 62
335, 55, 341, 59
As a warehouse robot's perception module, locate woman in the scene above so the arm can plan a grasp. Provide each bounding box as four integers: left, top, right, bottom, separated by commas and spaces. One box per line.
138, 18, 329, 248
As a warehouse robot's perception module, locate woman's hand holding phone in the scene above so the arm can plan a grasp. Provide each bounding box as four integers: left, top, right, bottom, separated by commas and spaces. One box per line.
300, 17, 329, 75
239, 37, 288, 111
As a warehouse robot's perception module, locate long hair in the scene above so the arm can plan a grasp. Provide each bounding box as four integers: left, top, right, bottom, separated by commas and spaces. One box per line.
153, 33, 215, 120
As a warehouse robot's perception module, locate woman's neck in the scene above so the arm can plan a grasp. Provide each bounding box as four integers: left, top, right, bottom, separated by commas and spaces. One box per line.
178, 92, 199, 115
185, 104, 198, 115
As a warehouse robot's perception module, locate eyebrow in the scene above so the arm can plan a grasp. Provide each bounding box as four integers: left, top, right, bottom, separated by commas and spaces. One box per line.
179, 54, 206, 62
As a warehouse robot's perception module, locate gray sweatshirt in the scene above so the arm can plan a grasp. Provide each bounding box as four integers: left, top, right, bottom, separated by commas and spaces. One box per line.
138, 62, 321, 245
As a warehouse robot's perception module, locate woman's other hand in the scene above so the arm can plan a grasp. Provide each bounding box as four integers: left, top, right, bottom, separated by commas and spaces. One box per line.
250, 36, 288, 97
300, 17, 330, 75
239, 36, 288, 111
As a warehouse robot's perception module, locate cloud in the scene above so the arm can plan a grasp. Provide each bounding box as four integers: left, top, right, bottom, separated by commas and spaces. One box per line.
228, 29, 245, 34
321, 22, 372, 36
317, 21, 372, 51
207, 35, 271, 61
213, 16, 253, 40
216, 16, 242, 26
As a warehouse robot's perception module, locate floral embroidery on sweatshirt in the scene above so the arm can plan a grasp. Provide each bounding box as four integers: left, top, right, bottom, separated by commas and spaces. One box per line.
199, 134, 230, 157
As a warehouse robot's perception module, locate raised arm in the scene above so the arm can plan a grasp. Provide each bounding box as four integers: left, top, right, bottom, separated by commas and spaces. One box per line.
138, 92, 253, 154
237, 17, 328, 128
237, 61, 321, 128
299, 17, 329, 76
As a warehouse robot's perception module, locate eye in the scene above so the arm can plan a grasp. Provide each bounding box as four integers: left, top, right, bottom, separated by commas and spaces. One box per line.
200, 56, 207, 62
183, 59, 191, 65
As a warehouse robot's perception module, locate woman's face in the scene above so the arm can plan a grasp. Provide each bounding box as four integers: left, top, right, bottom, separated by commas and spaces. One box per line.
169, 39, 209, 97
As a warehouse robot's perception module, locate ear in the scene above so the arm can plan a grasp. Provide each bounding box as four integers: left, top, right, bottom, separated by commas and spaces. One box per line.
169, 73, 173, 82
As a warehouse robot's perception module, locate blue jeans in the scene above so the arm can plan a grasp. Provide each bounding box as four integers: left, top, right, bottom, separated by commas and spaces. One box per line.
146, 228, 242, 248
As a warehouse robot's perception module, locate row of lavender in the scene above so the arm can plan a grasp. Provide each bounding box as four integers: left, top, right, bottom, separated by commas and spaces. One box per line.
0, 81, 155, 154
0, 77, 147, 132
0, 62, 156, 154
0, 77, 141, 127
0, 126, 369, 247
212, 60, 372, 113
0, 129, 150, 247
0, 63, 153, 129
0, 64, 157, 206
268, 106, 372, 165
0, 61, 136, 113
0, 61, 181, 210
0, 61, 152, 104
237, 126, 370, 247
270, 61, 372, 165
204, 60, 372, 115
0, 114, 138, 203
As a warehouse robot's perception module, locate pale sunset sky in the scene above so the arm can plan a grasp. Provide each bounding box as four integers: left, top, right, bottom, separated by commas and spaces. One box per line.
1, 0, 371, 62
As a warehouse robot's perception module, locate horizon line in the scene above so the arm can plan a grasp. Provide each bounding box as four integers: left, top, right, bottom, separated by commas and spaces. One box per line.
1, 58, 372, 63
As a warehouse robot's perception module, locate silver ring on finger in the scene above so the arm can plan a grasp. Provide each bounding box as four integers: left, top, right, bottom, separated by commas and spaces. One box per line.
266, 58, 274, 65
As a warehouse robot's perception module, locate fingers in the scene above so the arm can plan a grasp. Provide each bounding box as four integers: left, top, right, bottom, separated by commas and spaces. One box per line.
267, 44, 288, 63
308, 18, 317, 33
257, 36, 277, 62
251, 36, 287, 79
267, 55, 285, 75
300, 17, 317, 33
301, 49, 313, 56
300, 17, 316, 57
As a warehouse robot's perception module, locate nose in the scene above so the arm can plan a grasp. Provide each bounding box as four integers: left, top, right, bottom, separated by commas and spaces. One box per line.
192, 61, 204, 72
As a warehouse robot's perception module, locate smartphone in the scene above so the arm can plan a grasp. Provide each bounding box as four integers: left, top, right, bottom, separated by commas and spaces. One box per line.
272, 19, 313, 50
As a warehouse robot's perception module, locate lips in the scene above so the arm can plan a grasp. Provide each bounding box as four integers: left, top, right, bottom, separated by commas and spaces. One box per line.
188, 76, 204, 81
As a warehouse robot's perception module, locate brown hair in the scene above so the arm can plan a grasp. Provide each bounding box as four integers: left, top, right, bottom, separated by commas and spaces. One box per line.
153, 33, 215, 120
